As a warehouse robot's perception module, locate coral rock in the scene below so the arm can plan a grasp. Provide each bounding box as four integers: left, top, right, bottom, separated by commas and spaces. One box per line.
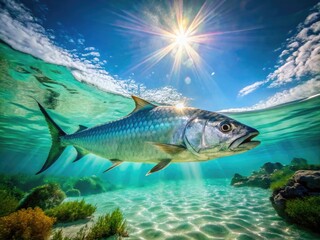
294, 170, 320, 190
262, 162, 283, 174
18, 183, 65, 210
270, 170, 320, 232
290, 157, 308, 166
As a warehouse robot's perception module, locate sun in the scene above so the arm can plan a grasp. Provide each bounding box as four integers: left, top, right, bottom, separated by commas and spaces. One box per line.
114, 0, 217, 79
175, 31, 189, 46
175, 102, 185, 109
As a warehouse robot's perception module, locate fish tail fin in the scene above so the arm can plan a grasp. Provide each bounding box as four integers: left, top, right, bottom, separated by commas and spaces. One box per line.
36, 101, 66, 174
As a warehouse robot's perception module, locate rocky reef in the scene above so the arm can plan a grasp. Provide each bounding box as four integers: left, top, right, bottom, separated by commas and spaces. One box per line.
0, 173, 128, 239
270, 170, 320, 232
73, 176, 107, 196
231, 162, 284, 189
231, 158, 320, 233
18, 183, 66, 210
0, 174, 115, 200
231, 158, 319, 189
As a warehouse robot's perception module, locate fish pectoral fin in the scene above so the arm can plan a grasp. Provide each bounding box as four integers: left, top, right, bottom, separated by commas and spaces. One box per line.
131, 95, 156, 113
104, 159, 123, 173
75, 125, 88, 133
146, 159, 172, 176
150, 142, 186, 155
73, 146, 89, 162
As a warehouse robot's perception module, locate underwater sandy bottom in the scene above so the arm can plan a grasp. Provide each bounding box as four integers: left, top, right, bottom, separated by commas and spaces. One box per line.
57, 179, 318, 240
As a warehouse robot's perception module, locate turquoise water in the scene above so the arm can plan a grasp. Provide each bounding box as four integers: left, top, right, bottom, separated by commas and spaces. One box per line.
1, 41, 320, 239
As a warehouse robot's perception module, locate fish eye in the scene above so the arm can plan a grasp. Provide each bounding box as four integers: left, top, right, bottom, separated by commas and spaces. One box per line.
220, 123, 232, 132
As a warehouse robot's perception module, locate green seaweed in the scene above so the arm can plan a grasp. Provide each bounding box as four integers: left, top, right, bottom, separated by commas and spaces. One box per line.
52, 229, 64, 240
18, 183, 66, 210
285, 196, 320, 231
45, 200, 96, 222
270, 167, 294, 191
86, 208, 128, 239
0, 190, 19, 217
0, 175, 25, 200
52, 227, 89, 240
52, 208, 128, 240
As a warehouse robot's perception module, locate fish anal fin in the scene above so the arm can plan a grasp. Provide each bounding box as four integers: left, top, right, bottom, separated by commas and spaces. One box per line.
150, 142, 186, 155
146, 159, 171, 176
75, 125, 88, 133
104, 159, 123, 173
73, 146, 88, 162
131, 95, 156, 113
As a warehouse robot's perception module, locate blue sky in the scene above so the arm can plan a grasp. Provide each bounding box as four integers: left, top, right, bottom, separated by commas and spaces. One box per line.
1, 0, 319, 110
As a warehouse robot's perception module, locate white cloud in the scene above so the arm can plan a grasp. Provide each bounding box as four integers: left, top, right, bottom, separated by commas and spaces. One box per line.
0, 0, 184, 104
269, 20, 320, 88
305, 12, 319, 25
82, 51, 100, 57
238, 80, 267, 97
238, 2, 320, 99
84, 46, 95, 51
287, 41, 299, 49
223, 77, 320, 112
268, 3, 320, 88
77, 38, 85, 45
255, 77, 320, 109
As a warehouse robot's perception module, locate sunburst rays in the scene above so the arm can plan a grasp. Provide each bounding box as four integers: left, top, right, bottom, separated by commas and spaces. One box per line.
113, 0, 217, 82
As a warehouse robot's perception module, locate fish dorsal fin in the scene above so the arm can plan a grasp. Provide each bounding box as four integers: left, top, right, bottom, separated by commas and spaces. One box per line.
75, 125, 88, 133
131, 95, 156, 113
150, 142, 186, 155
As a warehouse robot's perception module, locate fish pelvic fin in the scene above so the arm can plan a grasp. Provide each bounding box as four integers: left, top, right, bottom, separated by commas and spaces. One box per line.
146, 159, 172, 176
104, 159, 123, 173
36, 101, 66, 175
73, 146, 89, 162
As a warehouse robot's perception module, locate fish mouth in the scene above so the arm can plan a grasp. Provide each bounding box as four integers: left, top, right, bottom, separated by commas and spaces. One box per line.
230, 131, 260, 151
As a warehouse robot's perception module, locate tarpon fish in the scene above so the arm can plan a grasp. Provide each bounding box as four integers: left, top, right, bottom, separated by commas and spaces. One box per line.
36, 96, 260, 175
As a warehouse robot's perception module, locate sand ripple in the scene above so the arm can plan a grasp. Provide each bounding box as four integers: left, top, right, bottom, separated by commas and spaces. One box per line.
61, 179, 319, 239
